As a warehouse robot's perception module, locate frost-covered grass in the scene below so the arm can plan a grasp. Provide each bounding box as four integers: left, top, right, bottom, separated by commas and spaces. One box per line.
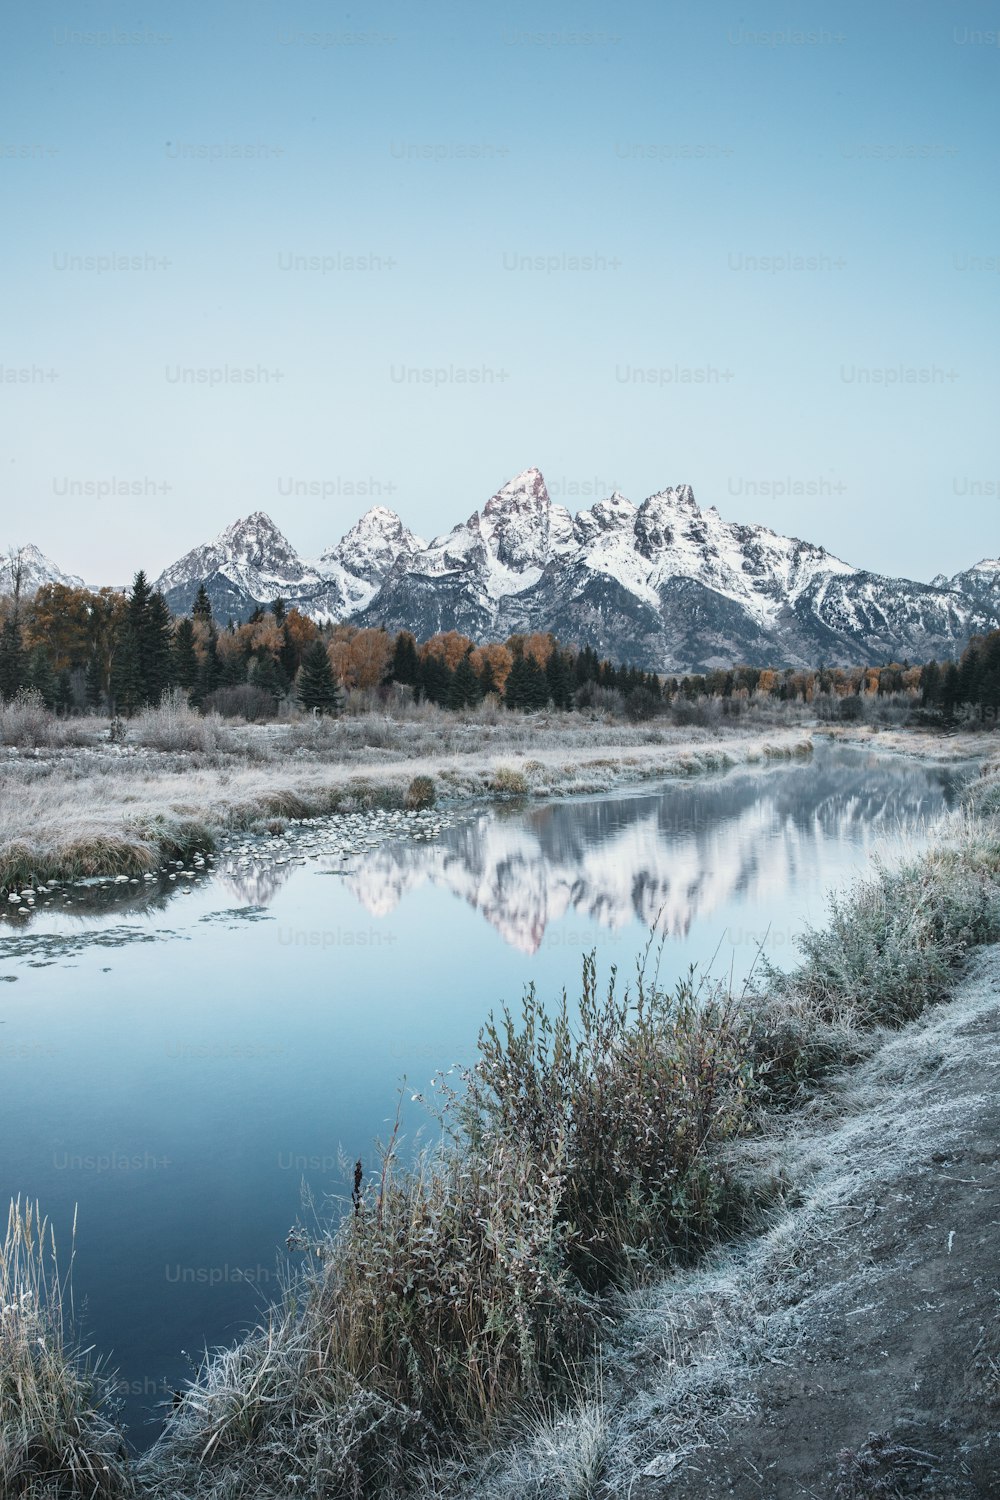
136, 961, 752, 1500
7, 754, 998, 1499
0, 711, 809, 891
749, 796, 1000, 1104
0, 1200, 133, 1500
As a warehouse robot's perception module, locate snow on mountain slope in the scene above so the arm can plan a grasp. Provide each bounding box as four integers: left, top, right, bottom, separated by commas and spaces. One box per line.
153, 506, 423, 622
0, 544, 85, 596
27, 466, 993, 668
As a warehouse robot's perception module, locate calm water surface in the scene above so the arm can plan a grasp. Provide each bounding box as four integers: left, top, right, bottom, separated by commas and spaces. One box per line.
0, 743, 967, 1440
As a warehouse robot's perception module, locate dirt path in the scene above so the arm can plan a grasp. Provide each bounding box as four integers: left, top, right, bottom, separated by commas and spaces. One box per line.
601, 949, 1000, 1499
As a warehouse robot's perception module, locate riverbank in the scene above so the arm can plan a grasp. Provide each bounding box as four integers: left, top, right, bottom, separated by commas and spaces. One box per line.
3, 760, 998, 1499
820, 722, 997, 764
0, 709, 812, 892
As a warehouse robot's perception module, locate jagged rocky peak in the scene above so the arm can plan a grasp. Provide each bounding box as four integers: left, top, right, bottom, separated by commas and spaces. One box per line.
216, 511, 301, 573
482, 466, 556, 570
483, 466, 550, 516
632, 489, 695, 561
574, 490, 637, 544
0, 543, 85, 595
319, 505, 425, 583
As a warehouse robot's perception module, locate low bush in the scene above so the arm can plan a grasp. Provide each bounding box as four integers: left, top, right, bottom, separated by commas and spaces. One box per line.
0, 689, 53, 749
489, 765, 528, 796
405, 774, 436, 810
130, 694, 227, 754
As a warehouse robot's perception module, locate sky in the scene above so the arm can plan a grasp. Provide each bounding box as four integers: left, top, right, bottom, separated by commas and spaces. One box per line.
2, 0, 998, 586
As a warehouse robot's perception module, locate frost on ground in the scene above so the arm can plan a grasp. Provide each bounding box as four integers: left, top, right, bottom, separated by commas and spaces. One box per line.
0, 711, 811, 889
444, 949, 1000, 1500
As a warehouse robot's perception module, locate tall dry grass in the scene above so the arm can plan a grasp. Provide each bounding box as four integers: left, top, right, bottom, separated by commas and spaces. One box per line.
0, 1200, 132, 1499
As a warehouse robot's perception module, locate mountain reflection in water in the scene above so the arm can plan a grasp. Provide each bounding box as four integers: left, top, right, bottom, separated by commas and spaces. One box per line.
215, 747, 963, 954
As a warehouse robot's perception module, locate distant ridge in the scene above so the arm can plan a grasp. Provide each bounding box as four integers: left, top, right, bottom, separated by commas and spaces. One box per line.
6, 471, 997, 671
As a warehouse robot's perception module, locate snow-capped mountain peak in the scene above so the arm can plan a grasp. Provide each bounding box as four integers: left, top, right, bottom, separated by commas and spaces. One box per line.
318, 506, 426, 585
215, 512, 304, 576
33, 466, 992, 670
0, 544, 84, 597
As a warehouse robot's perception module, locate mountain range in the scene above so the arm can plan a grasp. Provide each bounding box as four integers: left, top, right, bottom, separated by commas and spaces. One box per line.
6, 469, 997, 671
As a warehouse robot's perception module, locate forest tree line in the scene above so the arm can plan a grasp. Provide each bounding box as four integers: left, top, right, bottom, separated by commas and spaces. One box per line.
0, 569, 998, 725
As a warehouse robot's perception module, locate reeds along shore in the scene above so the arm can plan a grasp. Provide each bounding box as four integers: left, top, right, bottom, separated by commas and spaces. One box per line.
3, 761, 999, 1499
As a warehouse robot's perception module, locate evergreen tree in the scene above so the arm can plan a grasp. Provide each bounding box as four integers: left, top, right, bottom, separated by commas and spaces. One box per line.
448, 653, 482, 709
252, 653, 288, 709
0, 615, 25, 701
417, 654, 453, 705
55, 670, 74, 715
297, 639, 342, 715
271, 596, 286, 625
920, 659, 941, 708
957, 641, 981, 709
27, 646, 58, 708
192, 584, 213, 622
939, 661, 961, 717
190, 626, 221, 710
85, 653, 104, 710
545, 649, 573, 710
390, 631, 419, 686
143, 590, 175, 704
505, 655, 547, 710
172, 618, 200, 692
111, 626, 144, 715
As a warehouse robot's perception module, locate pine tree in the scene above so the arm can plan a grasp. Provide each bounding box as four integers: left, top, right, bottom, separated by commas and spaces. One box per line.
505, 655, 546, 710
0, 614, 25, 701
252, 653, 288, 708
172, 618, 199, 692
192, 584, 213, 622
27, 646, 58, 708
297, 640, 342, 715
85, 653, 104, 710
920, 660, 941, 708
111, 626, 144, 715
418, 654, 453, 705
55, 670, 74, 715
271, 596, 287, 625
190, 626, 221, 710
448, 653, 482, 709
545, 650, 573, 710
390, 631, 419, 686
143, 590, 174, 704
939, 661, 961, 717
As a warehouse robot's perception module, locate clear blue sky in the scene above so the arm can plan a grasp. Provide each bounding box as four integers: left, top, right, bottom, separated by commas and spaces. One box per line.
2, 0, 997, 584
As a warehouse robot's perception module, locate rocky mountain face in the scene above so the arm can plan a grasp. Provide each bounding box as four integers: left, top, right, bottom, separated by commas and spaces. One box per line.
9, 471, 996, 670
0, 544, 84, 597
154, 509, 424, 624
349, 469, 996, 670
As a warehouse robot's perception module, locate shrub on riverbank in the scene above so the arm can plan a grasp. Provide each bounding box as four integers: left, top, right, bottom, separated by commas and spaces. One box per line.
138, 961, 753, 1497
7, 764, 1000, 1499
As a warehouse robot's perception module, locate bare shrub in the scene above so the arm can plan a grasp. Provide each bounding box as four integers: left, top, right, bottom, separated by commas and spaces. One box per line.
405, 774, 436, 809
0, 689, 53, 748
130, 692, 228, 753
